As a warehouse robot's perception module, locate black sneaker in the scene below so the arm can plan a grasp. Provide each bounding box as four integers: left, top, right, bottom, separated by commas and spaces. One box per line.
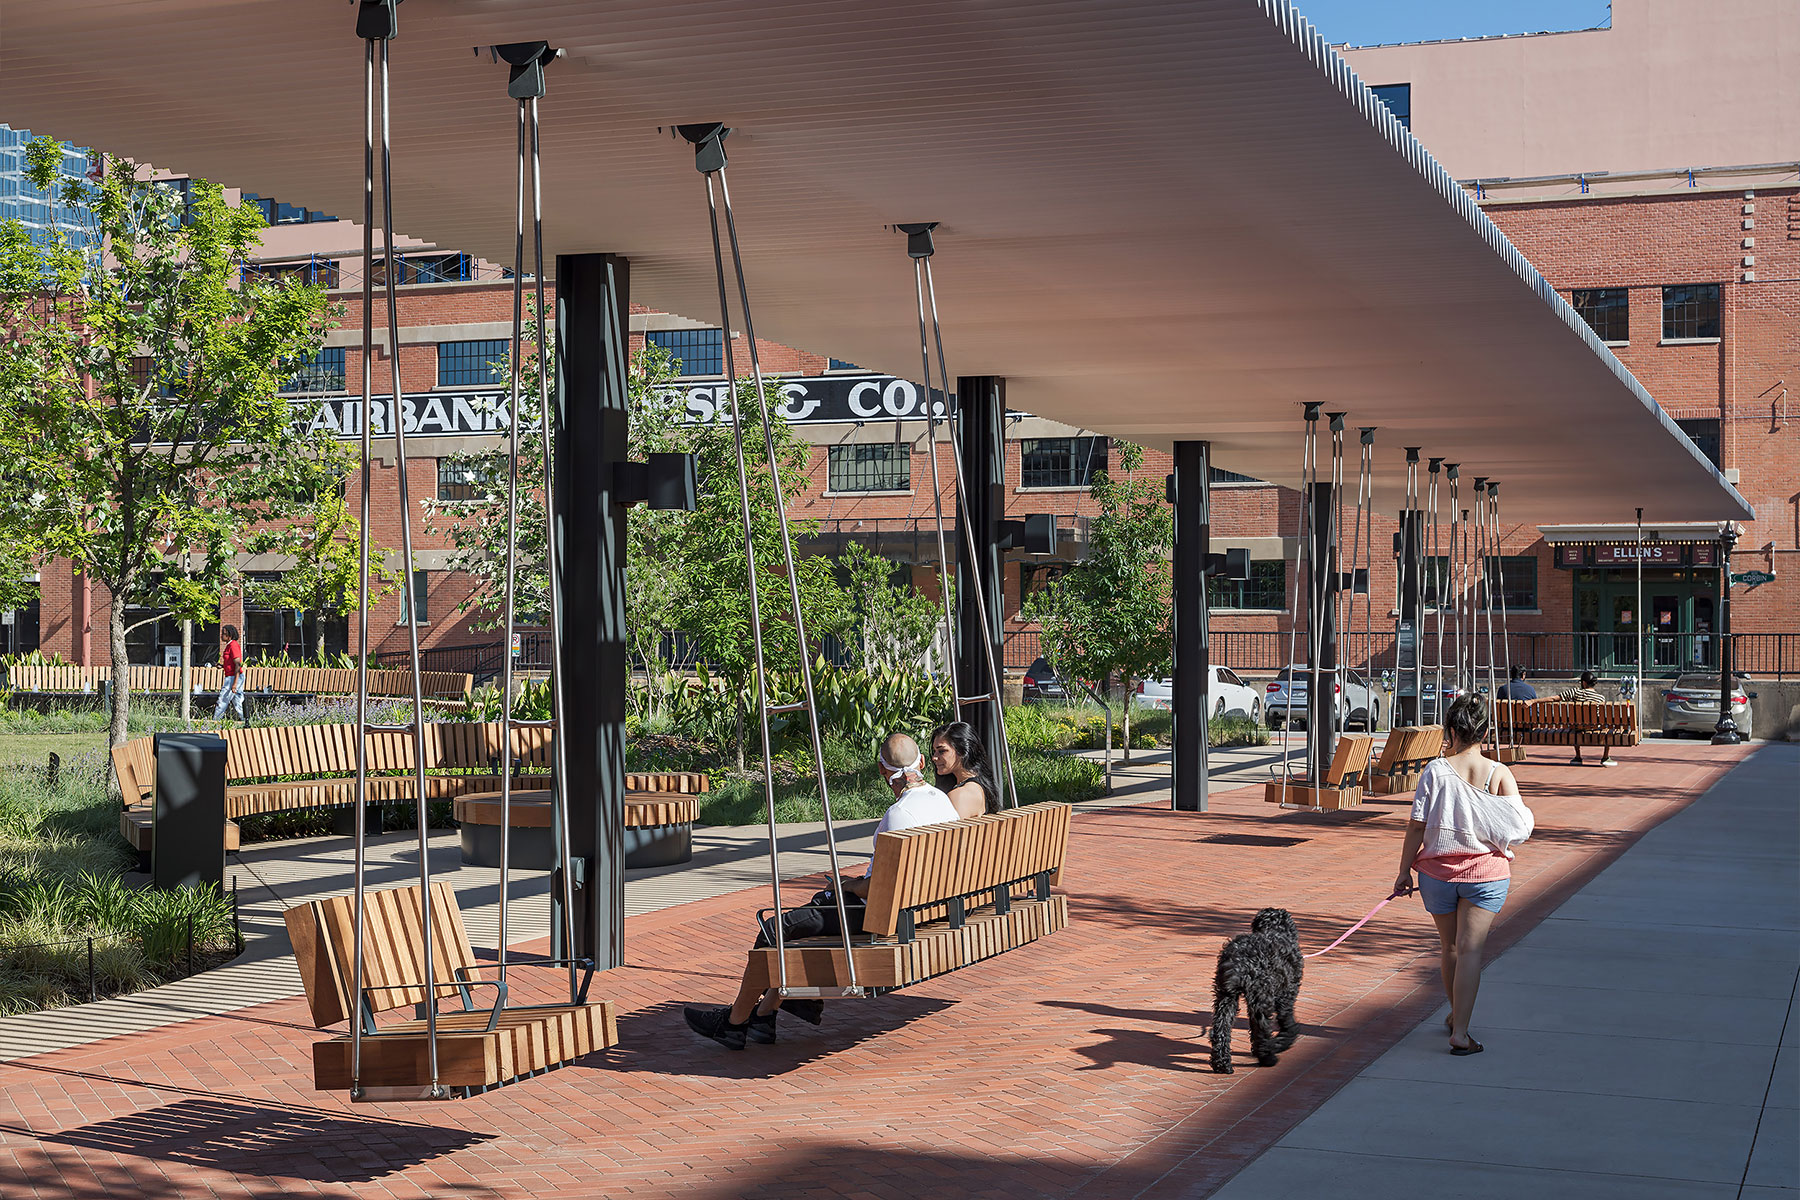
782, 998, 825, 1026
747, 1010, 777, 1044
683, 1004, 747, 1050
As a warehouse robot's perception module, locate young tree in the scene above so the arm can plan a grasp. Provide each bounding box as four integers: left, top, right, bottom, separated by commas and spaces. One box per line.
0, 141, 338, 746
1021, 441, 1173, 791
839, 539, 945, 674
242, 440, 401, 661
426, 334, 695, 711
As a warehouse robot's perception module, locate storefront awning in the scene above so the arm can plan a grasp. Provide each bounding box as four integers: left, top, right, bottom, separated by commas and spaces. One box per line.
0, 0, 1753, 527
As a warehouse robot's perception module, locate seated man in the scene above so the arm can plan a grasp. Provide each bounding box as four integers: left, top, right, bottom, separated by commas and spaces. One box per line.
1495, 665, 1537, 701
684, 732, 958, 1050
1557, 670, 1615, 766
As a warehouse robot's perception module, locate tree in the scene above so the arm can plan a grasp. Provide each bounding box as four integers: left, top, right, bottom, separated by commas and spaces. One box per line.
839, 539, 946, 674
671, 378, 851, 766
1020, 441, 1173, 791
0, 141, 339, 746
425, 334, 696, 714
242, 439, 401, 661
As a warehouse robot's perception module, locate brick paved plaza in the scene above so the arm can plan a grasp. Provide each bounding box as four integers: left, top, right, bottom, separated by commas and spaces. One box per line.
0, 740, 1764, 1200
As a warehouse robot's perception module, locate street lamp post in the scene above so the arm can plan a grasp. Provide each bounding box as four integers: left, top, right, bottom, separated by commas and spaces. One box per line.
1711, 522, 1741, 745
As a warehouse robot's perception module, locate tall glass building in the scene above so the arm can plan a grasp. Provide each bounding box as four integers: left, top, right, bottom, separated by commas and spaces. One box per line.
0, 124, 97, 253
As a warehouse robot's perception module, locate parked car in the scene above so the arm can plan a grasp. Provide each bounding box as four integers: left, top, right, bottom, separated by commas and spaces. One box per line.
1265, 665, 1380, 731
1661, 673, 1754, 739
1136, 666, 1262, 721
1414, 678, 1468, 724
1021, 657, 1071, 703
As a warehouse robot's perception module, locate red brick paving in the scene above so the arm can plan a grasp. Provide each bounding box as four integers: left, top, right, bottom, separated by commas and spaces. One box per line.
0, 741, 1753, 1200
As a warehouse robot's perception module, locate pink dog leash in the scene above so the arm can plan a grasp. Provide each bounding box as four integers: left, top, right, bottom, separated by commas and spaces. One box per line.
1303, 889, 1407, 959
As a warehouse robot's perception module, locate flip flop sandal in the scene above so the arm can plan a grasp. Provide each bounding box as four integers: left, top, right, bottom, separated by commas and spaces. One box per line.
1449, 1039, 1485, 1056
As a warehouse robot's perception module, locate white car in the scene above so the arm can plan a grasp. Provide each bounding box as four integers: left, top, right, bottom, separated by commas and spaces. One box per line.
1137, 666, 1262, 721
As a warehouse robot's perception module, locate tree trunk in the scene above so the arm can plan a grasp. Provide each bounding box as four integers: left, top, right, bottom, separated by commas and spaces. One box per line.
180, 617, 193, 723
317, 630, 326, 662
734, 696, 747, 772
108, 592, 131, 749
1100, 696, 1113, 794
1121, 680, 1133, 764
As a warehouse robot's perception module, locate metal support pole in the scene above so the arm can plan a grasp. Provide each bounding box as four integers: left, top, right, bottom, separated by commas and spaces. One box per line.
1172, 440, 1209, 812
955, 376, 1006, 761
1712, 524, 1741, 744
1308, 480, 1339, 771
552, 253, 631, 969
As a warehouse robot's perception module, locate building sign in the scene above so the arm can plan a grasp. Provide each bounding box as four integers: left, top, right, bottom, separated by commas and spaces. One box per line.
290, 373, 964, 440
1554, 542, 1719, 569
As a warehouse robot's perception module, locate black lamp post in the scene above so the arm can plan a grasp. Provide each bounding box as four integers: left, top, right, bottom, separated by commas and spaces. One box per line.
1711, 522, 1741, 745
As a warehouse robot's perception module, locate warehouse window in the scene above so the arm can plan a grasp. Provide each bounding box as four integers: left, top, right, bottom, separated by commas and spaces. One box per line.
1571, 287, 1629, 343
1020, 437, 1107, 489
1662, 284, 1720, 340
645, 328, 724, 377
1675, 418, 1722, 468
283, 347, 346, 393
827, 443, 910, 493
437, 339, 508, 387
1209, 561, 1286, 611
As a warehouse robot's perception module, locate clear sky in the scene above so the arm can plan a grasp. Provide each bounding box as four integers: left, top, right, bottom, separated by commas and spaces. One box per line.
1294, 0, 1615, 47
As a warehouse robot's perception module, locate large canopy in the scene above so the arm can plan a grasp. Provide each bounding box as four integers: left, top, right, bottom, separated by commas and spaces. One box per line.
0, 0, 1752, 524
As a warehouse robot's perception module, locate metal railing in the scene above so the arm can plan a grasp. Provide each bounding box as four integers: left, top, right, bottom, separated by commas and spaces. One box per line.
1002, 629, 1799, 679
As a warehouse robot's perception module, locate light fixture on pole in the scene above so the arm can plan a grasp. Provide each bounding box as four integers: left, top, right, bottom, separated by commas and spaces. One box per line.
1711, 520, 1742, 745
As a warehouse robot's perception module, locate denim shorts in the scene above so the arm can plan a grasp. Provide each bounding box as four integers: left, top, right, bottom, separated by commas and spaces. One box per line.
1417, 873, 1509, 915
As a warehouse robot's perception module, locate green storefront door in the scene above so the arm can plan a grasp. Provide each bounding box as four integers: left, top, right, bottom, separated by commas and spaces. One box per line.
1572, 569, 1716, 676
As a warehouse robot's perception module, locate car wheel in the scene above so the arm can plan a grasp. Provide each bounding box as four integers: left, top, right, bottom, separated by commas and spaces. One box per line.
1214, 698, 1226, 719
1251, 698, 1261, 721
1368, 700, 1380, 731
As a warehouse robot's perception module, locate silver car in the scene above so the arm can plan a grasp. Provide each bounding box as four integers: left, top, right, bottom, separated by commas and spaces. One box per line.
1662, 673, 1754, 739
1265, 665, 1380, 731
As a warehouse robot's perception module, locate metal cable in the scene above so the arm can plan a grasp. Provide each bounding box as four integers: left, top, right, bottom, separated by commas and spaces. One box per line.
1496, 484, 1517, 751
494, 100, 526, 981
920, 258, 1021, 810
911, 259, 961, 714
349, 34, 374, 1101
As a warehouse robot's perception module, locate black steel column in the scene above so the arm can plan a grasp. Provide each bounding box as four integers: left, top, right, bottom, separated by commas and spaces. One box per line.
1307, 482, 1339, 777
553, 252, 630, 969
956, 376, 1005, 758
1712, 525, 1741, 744
1171, 441, 1210, 812
1396, 509, 1424, 725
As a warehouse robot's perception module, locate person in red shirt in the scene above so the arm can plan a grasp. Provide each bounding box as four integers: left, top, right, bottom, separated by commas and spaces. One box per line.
214, 624, 245, 721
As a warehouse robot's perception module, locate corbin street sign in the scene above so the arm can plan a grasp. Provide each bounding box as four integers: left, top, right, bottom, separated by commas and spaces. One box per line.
1730, 570, 1776, 588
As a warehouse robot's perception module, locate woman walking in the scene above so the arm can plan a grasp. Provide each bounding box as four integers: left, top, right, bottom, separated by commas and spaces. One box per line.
1394, 694, 1534, 1055
930, 721, 1000, 818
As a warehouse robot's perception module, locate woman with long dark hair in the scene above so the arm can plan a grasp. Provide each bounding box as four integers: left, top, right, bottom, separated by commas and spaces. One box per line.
930, 721, 999, 817
1394, 694, 1534, 1056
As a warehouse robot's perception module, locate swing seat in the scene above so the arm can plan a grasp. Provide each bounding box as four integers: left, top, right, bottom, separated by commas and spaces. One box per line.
284, 881, 617, 1098
1367, 726, 1443, 794
739, 803, 1072, 999
1264, 733, 1374, 809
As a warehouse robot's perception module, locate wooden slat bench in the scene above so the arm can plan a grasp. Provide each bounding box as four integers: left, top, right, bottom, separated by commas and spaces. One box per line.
1262, 733, 1375, 810
1494, 700, 1641, 760
284, 880, 617, 1098
114, 723, 709, 857
1367, 726, 1444, 795
10, 663, 472, 699
737, 802, 1072, 1001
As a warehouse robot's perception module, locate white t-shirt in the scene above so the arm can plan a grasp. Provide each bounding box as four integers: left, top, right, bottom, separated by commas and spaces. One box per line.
1410, 758, 1535, 861
873, 783, 959, 840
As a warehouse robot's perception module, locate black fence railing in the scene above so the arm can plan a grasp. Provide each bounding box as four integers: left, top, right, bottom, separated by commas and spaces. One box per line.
1003, 629, 1799, 680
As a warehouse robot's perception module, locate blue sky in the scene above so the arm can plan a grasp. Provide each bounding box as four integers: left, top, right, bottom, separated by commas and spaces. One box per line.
1294, 0, 1614, 47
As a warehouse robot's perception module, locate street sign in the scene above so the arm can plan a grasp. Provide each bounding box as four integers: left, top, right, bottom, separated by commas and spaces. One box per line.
1731, 570, 1776, 587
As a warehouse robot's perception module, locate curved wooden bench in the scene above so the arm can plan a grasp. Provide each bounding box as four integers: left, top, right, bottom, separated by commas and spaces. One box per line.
284, 880, 617, 1098
113, 723, 708, 857
1263, 733, 1375, 810
13, 663, 471, 699
737, 802, 1072, 1002
453, 790, 701, 869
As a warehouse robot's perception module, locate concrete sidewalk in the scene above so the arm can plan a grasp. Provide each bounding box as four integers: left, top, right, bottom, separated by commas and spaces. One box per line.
1212, 743, 1799, 1199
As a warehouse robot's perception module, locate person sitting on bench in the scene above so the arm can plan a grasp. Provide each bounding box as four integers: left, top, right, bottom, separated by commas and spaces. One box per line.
684, 732, 959, 1050
1557, 670, 1616, 766
1496, 665, 1536, 701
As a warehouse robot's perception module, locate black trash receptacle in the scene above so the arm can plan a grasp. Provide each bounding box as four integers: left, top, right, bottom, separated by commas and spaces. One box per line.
153, 732, 228, 891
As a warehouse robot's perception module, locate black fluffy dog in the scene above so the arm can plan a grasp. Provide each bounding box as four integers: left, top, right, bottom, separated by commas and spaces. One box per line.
1208, 907, 1303, 1074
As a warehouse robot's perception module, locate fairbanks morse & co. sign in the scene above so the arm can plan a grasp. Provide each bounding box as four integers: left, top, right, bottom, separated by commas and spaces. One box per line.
293, 373, 958, 439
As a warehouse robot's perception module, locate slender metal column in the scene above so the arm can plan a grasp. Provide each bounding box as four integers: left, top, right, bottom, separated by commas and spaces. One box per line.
955, 376, 1006, 760
552, 253, 631, 970
1307, 480, 1339, 772
1712, 524, 1741, 743
1171, 440, 1209, 812
1396, 448, 1424, 726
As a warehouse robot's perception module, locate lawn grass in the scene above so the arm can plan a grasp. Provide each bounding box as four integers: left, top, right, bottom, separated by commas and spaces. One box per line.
0, 732, 107, 768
